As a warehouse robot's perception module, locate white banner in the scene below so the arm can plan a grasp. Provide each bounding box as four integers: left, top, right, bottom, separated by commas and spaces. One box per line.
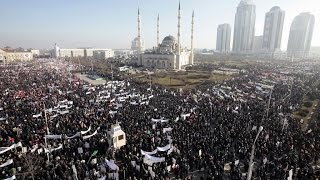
59, 110, 69, 115
0, 159, 13, 168
163, 128, 173, 133
30, 144, 38, 153
105, 159, 119, 170
141, 149, 158, 156
157, 144, 171, 152
0, 142, 22, 155
44, 144, 63, 153
83, 130, 98, 140
288, 169, 293, 180
145, 154, 165, 163
167, 147, 173, 155
45, 135, 62, 139
66, 132, 80, 139
152, 118, 169, 123
50, 114, 58, 119
109, 111, 117, 115
81, 126, 91, 135
4, 175, 16, 180
32, 113, 42, 118
181, 113, 190, 120
151, 118, 161, 122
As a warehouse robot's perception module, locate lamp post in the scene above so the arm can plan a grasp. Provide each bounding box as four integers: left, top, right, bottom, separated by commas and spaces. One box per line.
43, 101, 50, 162
247, 126, 263, 180
266, 88, 273, 118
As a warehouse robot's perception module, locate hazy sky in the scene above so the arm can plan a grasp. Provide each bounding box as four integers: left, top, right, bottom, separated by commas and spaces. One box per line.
0, 0, 319, 50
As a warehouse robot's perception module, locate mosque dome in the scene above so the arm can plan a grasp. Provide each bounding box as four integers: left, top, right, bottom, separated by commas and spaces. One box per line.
161, 35, 176, 47
131, 37, 145, 51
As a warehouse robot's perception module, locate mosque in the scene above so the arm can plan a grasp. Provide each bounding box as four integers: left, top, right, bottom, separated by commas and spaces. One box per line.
133, 2, 195, 70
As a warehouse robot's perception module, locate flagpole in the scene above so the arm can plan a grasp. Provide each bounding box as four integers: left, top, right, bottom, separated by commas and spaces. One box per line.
43, 101, 50, 162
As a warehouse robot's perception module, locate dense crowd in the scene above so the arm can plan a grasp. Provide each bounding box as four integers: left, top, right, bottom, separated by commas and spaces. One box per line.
0, 60, 319, 180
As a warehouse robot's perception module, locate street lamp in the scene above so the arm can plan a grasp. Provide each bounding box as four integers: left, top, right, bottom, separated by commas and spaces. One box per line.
266, 88, 273, 118
247, 126, 263, 180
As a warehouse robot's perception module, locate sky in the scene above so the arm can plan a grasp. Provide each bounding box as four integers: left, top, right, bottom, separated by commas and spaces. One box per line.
0, 0, 319, 51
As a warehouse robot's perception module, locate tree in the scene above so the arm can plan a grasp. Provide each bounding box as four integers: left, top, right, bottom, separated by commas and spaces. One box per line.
16, 153, 44, 180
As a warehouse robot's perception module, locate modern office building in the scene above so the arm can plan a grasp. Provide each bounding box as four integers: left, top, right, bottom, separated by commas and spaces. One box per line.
216, 24, 231, 53
287, 12, 315, 57
232, 0, 256, 54
262, 6, 285, 52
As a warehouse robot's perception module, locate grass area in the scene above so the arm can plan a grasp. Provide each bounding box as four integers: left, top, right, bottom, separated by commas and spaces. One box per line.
157, 77, 185, 86
293, 99, 319, 130
134, 71, 232, 89
210, 74, 232, 82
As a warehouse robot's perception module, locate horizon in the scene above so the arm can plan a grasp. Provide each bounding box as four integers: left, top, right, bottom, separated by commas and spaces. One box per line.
0, 0, 319, 51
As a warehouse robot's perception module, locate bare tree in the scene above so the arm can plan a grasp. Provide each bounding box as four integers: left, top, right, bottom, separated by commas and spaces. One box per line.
16, 153, 44, 180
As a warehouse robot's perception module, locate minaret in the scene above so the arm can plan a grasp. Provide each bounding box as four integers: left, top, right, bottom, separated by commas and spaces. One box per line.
137, 8, 142, 65
190, 10, 194, 64
157, 14, 160, 46
54, 43, 60, 58
177, 1, 181, 55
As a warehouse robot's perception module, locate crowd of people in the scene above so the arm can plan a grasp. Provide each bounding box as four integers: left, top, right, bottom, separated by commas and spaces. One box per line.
0, 59, 319, 180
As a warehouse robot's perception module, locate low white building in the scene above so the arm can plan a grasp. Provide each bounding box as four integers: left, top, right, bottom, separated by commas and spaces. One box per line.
0, 49, 33, 62
92, 49, 114, 60
53, 44, 114, 59
59, 49, 85, 58
30, 49, 40, 57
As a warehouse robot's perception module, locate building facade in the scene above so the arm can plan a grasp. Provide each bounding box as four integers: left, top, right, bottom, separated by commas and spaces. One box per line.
93, 50, 115, 60
0, 49, 33, 62
85, 49, 114, 58
232, 0, 256, 54
262, 6, 285, 52
287, 12, 315, 57
59, 49, 85, 58
216, 24, 231, 53
53, 44, 114, 59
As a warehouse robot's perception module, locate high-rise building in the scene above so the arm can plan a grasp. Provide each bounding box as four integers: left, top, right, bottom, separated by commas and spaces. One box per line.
287, 12, 315, 57
232, 0, 256, 54
262, 6, 285, 52
216, 24, 231, 53
253, 35, 263, 53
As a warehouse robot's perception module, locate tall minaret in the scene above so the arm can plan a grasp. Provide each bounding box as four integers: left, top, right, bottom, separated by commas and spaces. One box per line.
157, 14, 160, 46
177, 1, 181, 55
137, 8, 142, 65
190, 10, 194, 64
